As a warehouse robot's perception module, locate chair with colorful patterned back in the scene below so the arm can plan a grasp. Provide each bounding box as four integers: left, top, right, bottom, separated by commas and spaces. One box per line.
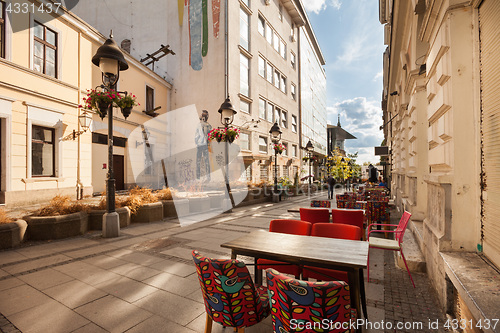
266, 268, 356, 333
192, 250, 270, 333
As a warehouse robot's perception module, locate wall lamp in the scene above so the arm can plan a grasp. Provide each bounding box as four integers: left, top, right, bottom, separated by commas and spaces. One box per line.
61, 111, 93, 141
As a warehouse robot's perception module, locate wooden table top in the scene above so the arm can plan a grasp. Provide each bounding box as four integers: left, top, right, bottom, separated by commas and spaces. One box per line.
221, 230, 369, 269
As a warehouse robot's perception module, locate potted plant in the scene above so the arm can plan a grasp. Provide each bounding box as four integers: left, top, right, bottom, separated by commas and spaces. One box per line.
80, 89, 119, 119
225, 126, 240, 143
273, 143, 285, 154
115, 93, 139, 118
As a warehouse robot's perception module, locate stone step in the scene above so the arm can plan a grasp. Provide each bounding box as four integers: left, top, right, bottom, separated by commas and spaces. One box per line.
395, 227, 426, 273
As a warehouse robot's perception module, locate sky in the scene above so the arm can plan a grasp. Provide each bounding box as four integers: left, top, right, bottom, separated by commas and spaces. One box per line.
302, 0, 385, 164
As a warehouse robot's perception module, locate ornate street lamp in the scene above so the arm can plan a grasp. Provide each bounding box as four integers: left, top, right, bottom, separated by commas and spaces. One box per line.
269, 122, 282, 199
305, 140, 314, 195
92, 35, 129, 238
218, 96, 237, 212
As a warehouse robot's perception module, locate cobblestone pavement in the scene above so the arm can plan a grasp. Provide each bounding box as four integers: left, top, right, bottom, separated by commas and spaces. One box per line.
0, 191, 449, 332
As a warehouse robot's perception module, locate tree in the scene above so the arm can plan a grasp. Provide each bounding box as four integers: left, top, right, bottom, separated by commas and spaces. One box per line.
325, 148, 361, 181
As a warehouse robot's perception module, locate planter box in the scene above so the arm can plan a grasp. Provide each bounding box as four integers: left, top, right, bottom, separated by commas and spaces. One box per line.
131, 202, 163, 223
0, 220, 27, 249
24, 212, 88, 240
250, 188, 264, 200
163, 199, 189, 218
207, 193, 225, 209
189, 196, 211, 214
88, 207, 131, 230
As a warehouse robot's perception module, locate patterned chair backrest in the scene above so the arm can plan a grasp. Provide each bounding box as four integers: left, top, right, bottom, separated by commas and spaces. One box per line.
192, 250, 268, 328
311, 200, 331, 208
395, 211, 412, 245
266, 269, 355, 333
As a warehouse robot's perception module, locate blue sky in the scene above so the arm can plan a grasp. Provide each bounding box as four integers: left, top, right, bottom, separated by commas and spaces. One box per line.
303, 0, 385, 164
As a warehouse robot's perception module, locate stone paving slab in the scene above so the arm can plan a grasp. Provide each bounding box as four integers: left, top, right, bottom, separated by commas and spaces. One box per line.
44, 280, 108, 309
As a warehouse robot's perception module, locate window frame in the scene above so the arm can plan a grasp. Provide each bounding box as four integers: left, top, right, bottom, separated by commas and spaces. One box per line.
33, 21, 58, 78
258, 56, 266, 78
146, 85, 155, 112
239, 53, 250, 97
292, 115, 297, 133
281, 110, 287, 128
259, 136, 268, 153
240, 99, 250, 114
240, 132, 251, 151
239, 6, 250, 50
291, 83, 296, 100
291, 51, 296, 69
31, 125, 55, 177
258, 15, 265, 37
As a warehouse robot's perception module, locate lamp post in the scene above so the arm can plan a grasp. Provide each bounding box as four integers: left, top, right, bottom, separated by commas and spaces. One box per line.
269, 122, 282, 201
305, 140, 313, 195
218, 96, 237, 212
92, 36, 129, 238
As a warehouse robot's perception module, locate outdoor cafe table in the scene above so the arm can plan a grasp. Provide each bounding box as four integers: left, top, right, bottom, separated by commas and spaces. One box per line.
220, 230, 369, 319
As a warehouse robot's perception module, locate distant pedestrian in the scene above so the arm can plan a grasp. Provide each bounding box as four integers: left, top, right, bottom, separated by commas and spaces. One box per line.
368, 164, 378, 183
327, 175, 335, 199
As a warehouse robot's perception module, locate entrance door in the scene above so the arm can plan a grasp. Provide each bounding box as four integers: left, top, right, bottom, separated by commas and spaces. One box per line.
113, 155, 125, 191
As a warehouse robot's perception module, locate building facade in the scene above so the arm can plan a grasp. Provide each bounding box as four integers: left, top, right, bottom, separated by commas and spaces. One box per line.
73, 0, 325, 184
0, 1, 171, 206
380, 0, 499, 323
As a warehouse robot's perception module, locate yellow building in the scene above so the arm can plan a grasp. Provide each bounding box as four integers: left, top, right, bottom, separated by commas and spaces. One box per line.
380, 0, 500, 324
0, 1, 171, 207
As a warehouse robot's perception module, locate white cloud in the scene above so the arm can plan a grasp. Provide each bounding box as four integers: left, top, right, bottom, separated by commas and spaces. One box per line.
303, 0, 341, 14
373, 70, 383, 81
327, 97, 384, 164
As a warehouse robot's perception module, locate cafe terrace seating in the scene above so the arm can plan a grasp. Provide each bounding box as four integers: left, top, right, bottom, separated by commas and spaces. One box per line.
302, 223, 362, 282
192, 250, 270, 333
266, 268, 356, 333
300, 207, 331, 224
367, 211, 415, 287
256, 219, 312, 278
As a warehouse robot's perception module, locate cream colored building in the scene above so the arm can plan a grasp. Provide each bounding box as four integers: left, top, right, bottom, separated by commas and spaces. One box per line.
72, 0, 327, 184
0, 1, 171, 206
380, 0, 499, 323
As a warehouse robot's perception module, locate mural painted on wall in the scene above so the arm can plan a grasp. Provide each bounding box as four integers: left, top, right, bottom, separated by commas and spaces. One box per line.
181, 0, 221, 71
195, 110, 213, 180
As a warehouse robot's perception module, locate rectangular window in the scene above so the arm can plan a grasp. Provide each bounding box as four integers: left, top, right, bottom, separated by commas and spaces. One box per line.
259, 136, 268, 153
146, 85, 154, 112
292, 115, 297, 133
282, 142, 288, 157
239, 7, 249, 50
259, 98, 266, 119
266, 62, 273, 83
291, 83, 296, 100
274, 70, 280, 89
258, 15, 265, 36
292, 144, 297, 157
241, 0, 250, 7
240, 132, 250, 150
258, 56, 265, 77
266, 102, 273, 123
260, 164, 268, 180
278, 4, 283, 21
281, 110, 287, 128
293, 165, 298, 178
0, 0, 5, 58
280, 75, 286, 93
291, 51, 296, 69
280, 40, 286, 59
283, 166, 289, 178
274, 107, 280, 124
273, 31, 280, 52
240, 53, 250, 96
32, 125, 55, 177
33, 21, 57, 78
240, 99, 250, 114
243, 164, 252, 181
266, 23, 273, 45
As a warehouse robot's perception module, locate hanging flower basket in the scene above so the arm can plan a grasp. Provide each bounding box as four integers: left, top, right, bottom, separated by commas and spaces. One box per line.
80, 88, 119, 119
115, 93, 139, 119
273, 143, 285, 154
208, 127, 240, 143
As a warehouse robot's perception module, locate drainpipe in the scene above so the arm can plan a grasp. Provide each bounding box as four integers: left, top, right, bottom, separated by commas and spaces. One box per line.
224, 0, 229, 98
76, 31, 83, 200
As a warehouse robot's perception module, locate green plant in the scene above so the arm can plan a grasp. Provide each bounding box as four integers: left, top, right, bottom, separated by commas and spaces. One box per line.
273, 143, 285, 154
81, 89, 119, 111
208, 127, 240, 142
115, 93, 139, 109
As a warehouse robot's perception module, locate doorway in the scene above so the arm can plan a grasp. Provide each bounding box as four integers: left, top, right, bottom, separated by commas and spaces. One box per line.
113, 155, 125, 191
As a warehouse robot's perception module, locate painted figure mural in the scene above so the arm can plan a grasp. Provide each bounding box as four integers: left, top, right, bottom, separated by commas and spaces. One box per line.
195, 110, 212, 180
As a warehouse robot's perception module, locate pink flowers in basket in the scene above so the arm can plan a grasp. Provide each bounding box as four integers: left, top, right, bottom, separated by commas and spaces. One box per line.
208, 127, 240, 143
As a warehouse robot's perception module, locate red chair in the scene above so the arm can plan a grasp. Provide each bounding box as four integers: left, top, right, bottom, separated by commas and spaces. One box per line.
302, 223, 362, 282
256, 220, 312, 278
367, 211, 415, 287
331, 208, 365, 240
299, 208, 330, 224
